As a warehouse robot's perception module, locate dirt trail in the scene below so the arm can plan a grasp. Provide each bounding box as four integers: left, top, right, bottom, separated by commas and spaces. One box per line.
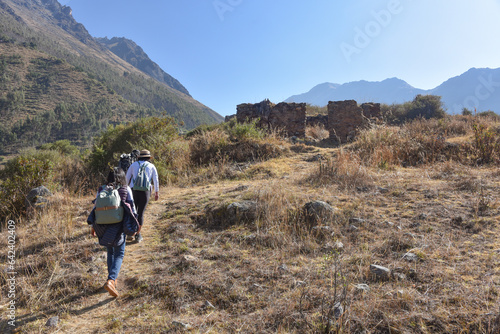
60, 200, 166, 333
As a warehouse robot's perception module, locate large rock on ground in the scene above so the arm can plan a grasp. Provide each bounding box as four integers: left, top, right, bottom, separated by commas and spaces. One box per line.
195, 200, 258, 230
303, 200, 336, 227
26, 186, 52, 211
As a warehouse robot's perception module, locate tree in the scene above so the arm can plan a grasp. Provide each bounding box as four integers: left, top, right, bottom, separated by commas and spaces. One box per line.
406, 95, 446, 120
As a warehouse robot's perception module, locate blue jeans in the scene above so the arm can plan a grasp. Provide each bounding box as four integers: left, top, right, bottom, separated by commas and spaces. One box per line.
107, 238, 126, 281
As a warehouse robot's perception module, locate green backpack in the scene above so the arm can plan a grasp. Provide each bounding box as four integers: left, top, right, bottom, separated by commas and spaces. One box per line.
95, 186, 124, 224
133, 162, 151, 191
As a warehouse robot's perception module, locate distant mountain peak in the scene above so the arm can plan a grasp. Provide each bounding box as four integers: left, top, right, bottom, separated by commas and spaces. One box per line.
286, 68, 500, 113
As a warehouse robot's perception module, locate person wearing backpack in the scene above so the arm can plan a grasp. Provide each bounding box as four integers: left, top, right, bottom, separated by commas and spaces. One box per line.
89, 167, 138, 297
125, 149, 159, 243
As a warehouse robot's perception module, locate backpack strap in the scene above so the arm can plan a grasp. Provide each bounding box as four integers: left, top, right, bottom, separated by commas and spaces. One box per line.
96, 205, 120, 211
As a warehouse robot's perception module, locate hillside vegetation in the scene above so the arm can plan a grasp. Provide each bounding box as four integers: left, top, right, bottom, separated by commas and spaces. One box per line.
1, 114, 499, 333
0, 0, 222, 153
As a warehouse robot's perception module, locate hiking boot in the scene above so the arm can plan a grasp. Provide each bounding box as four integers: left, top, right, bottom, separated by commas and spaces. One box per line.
135, 233, 143, 243
104, 279, 119, 297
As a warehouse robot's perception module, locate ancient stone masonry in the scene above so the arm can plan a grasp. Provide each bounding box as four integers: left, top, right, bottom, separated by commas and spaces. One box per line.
328, 100, 381, 143
268, 102, 306, 137
306, 114, 328, 128
235, 100, 306, 137
236, 99, 274, 128
231, 99, 381, 142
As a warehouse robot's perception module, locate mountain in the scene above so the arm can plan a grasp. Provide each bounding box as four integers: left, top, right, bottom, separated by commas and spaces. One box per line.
96, 37, 191, 97
0, 0, 223, 153
286, 68, 500, 114
429, 67, 500, 114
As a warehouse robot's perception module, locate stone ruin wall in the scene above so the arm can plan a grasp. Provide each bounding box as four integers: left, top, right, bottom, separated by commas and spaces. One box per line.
231, 99, 381, 143
327, 100, 381, 143
236, 100, 306, 137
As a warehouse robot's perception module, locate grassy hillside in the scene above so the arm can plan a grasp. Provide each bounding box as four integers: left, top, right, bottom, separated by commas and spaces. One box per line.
0, 0, 222, 153
1, 115, 499, 333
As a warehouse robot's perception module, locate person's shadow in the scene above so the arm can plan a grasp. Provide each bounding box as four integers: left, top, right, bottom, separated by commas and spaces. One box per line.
0, 288, 116, 332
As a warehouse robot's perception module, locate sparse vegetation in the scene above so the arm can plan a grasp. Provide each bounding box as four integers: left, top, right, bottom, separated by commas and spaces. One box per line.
0, 9, 221, 154
1, 113, 500, 333
381, 94, 446, 125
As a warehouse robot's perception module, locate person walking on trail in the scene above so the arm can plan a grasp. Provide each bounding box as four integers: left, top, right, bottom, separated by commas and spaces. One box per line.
89, 167, 138, 298
125, 149, 159, 243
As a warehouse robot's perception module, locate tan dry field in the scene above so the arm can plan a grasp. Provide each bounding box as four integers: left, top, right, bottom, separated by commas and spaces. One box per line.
2, 146, 500, 333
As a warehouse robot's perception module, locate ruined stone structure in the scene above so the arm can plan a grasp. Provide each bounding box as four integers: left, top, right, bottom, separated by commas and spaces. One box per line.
306, 114, 328, 128
327, 100, 381, 143
236, 100, 306, 137
231, 99, 381, 143
236, 99, 274, 128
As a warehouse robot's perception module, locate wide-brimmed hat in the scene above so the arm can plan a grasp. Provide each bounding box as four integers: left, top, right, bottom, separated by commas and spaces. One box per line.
138, 149, 151, 158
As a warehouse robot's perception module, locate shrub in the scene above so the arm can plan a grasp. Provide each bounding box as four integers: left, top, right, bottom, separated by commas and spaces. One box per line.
86, 116, 179, 185
406, 94, 446, 120
189, 128, 230, 165
221, 118, 266, 141
40, 139, 80, 156
190, 120, 287, 166
0, 148, 88, 222
0, 150, 53, 221
351, 116, 476, 167
184, 123, 220, 138
306, 124, 329, 141
311, 150, 374, 190
382, 95, 446, 125
469, 123, 500, 164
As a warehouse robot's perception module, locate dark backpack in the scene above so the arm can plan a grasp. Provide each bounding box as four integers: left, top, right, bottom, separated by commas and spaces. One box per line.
119, 149, 140, 173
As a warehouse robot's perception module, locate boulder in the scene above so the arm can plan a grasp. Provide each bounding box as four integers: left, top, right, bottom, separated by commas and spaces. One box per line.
304, 200, 336, 227
26, 186, 52, 211
196, 200, 258, 230
227, 201, 258, 224
370, 264, 390, 280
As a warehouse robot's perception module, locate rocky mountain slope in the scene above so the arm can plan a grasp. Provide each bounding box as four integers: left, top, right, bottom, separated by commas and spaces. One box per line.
0, 0, 222, 152
97, 36, 191, 97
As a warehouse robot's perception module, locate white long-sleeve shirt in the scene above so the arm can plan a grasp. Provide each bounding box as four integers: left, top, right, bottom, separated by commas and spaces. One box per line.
126, 161, 159, 193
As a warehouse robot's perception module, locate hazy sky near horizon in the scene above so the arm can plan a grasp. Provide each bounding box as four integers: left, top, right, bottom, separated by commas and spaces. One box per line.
61, 0, 500, 116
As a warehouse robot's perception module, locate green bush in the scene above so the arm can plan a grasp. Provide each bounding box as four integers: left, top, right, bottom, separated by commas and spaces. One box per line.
0, 147, 89, 222
0, 150, 53, 221
189, 122, 287, 167
40, 139, 79, 156
222, 118, 266, 141
382, 95, 446, 125
184, 123, 220, 138
86, 116, 180, 185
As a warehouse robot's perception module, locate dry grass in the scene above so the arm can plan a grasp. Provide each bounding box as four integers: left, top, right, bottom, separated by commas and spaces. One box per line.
3, 118, 500, 333
352, 115, 500, 168
306, 124, 330, 141
309, 149, 374, 190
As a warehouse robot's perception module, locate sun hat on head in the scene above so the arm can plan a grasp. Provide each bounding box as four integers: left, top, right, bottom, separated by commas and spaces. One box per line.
138, 149, 151, 158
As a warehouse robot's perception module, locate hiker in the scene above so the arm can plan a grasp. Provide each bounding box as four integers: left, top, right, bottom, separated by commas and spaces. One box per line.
88, 167, 138, 297
125, 149, 159, 243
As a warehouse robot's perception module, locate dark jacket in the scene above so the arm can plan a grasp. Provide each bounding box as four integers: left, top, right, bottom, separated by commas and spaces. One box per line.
87, 186, 139, 247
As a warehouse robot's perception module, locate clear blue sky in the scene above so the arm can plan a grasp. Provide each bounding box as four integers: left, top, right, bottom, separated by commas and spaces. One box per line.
61, 0, 500, 116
